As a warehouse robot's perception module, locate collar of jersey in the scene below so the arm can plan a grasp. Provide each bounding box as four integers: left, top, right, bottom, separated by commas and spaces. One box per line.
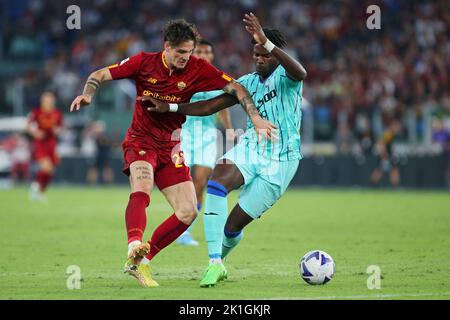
161, 51, 187, 75
161, 51, 170, 70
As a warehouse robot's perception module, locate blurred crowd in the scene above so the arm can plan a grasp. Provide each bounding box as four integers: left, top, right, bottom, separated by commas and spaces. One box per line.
1, 0, 449, 154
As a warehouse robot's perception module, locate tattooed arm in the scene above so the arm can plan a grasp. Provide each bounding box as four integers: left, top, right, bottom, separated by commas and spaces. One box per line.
70, 67, 113, 112
221, 80, 277, 140
139, 93, 237, 116
221, 80, 259, 119
140, 81, 278, 140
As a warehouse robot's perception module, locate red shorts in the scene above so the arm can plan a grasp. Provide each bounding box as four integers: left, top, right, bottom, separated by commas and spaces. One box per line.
122, 140, 192, 190
33, 140, 59, 165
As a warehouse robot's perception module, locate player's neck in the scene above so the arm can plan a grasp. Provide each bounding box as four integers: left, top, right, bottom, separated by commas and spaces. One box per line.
258, 64, 279, 82
162, 51, 177, 76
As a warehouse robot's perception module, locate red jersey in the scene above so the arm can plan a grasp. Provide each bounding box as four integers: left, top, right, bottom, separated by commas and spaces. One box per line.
28, 108, 63, 142
108, 51, 232, 150
28, 107, 63, 164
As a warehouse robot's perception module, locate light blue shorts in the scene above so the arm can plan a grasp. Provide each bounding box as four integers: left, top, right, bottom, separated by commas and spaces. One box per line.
181, 126, 218, 169
221, 140, 300, 219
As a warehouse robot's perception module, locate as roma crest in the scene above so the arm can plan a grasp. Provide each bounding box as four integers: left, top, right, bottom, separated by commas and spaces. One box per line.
177, 81, 186, 91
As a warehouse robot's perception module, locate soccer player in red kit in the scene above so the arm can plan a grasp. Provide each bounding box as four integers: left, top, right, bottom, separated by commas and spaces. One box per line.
26, 91, 63, 201
70, 19, 276, 287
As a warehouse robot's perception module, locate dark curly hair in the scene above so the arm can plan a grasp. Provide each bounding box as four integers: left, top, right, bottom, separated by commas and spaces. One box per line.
199, 39, 215, 54
163, 19, 201, 47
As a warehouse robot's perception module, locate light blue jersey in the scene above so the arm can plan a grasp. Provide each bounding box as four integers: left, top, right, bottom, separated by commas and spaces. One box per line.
220, 64, 303, 218
181, 90, 223, 169
183, 90, 223, 131
237, 64, 303, 161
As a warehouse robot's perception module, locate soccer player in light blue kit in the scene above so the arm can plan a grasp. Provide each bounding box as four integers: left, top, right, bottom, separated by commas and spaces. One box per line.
145, 13, 306, 287
177, 40, 234, 245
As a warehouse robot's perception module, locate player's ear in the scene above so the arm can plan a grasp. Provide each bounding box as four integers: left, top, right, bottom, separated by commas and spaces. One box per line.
163, 41, 171, 51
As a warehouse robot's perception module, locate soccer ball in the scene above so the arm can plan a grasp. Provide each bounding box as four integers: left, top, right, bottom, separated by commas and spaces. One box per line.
299, 250, 334, 285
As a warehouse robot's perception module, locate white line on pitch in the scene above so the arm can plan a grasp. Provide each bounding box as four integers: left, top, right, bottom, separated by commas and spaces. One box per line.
266, 292, 450, 300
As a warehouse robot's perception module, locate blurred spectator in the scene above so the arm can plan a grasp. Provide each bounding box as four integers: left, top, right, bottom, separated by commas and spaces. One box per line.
83, 121, 115, 185
335, 122, 355, 155
431, 118, 450, 187
371, 120, 402, 187
0, 133, 31, 183
0, 0, 449, 148
432, 118, 450, 153
354, 113, 374, 155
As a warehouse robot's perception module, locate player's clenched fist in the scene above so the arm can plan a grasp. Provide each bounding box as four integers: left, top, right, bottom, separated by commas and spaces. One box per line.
70, 94, 92, 112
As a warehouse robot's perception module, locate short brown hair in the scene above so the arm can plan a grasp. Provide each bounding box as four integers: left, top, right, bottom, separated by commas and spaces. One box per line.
163, 19, 201, 47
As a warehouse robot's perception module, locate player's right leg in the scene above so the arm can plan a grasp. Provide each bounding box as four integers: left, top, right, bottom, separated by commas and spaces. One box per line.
30, 157, 54, 201
177, 165, 212, 246
103, 166, 114, 184
178, 124, 217, 246
200, 161, 245, 287
370, 167, 382, 186
123, 160, 159, 287
390, 166, 400, 187
86, 166, 98, 185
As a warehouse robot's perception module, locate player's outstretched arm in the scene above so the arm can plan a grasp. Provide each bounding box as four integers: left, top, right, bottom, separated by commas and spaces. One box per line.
140, 81, 277, 141
138, 93, 238, 116
243, 12, 307, 81
70, 67, 113, 112
222, 80, 277, 140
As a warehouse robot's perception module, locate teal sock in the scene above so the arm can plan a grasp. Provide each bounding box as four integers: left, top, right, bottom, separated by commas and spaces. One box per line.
204, 181, 228, 259
187, 203, 202, 233
222, 229, 243, 259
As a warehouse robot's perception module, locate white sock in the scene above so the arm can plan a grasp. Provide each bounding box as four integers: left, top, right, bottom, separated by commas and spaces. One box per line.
209, 257, 222, 264
127, 240, 141, 257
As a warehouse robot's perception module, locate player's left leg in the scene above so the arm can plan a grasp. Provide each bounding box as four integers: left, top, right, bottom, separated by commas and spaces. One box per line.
221, 159, 300, 267
220, 177, 281, 261
142, 181, 198, 262
221, 204, 253, 259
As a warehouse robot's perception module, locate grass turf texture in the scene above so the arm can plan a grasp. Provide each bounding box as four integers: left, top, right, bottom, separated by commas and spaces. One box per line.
1, 187, 449, 300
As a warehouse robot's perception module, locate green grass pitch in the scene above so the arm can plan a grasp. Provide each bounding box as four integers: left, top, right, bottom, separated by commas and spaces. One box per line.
1, 186, 449, 300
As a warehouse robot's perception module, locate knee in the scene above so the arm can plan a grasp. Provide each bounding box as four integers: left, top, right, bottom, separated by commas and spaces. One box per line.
43, 166, 54, 175
132, 180, 152, 195
40, 161, 54, 174
193, 172, 208, 186
208, 176, 232, 194
193, 177, 207, 196
176, 204, 198, 225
